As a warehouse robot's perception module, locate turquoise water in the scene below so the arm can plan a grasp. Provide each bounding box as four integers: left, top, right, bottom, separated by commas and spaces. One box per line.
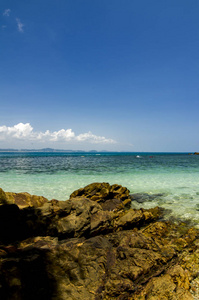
0, 152, 199, 224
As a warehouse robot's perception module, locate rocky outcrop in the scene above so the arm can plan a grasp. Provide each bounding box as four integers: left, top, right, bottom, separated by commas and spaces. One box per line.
70, 182, 132, 211
0, 188, 8, 205
6, 191, 48, 208
0, 188, 48, 208
0, 195, 162, 243
0, 183, 198, 300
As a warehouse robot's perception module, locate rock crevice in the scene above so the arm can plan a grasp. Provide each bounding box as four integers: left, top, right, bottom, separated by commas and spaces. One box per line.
0, 183, 198, 299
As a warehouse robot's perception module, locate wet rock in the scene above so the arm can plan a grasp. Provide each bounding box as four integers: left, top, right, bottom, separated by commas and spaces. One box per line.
130, 192, 166, 203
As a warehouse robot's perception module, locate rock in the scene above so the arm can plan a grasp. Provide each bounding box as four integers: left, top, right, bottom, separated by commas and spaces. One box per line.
0, 184, 198, 299
6, 191, 48, 208
194, 152, 199, 155
0, 220, 198, 300
0, 187, 48, 208
41, 198, 162, 238
44, 199, 162, 238
47, 197, 102, 238
0, 242, 57, 300
70, 182, 131, 211
0, 188, 8, 205
115, 207, 162, 230
0, 203, 20, 243
132, 265, 192, 300
0, 190, 162, 243
130, 192, 166, 203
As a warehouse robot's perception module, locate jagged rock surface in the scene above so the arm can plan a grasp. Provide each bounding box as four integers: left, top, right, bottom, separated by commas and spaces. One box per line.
0, 184, 198, 300
70, 182, 132, 211
6, 191, 48, 208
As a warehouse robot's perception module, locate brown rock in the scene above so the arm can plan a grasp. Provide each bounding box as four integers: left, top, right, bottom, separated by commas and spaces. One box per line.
0, 184, 198, 300
133, 265, 193, 300
0, 188, 8, 205
0, 219, 196, 300
44, 199, 162, 238
6, 191, 48, 208
70, 182, 131, 211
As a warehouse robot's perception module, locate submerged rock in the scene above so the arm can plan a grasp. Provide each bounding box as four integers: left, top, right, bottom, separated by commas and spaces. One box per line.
130, 192, 166, 203
0, 184, 198, 300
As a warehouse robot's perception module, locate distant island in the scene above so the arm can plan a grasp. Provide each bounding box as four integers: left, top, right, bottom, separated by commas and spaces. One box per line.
0, 148, 109, 153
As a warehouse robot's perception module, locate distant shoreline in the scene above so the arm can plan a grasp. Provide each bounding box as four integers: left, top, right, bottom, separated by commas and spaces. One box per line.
0, 148, 98, 153
0, 148, 195, 154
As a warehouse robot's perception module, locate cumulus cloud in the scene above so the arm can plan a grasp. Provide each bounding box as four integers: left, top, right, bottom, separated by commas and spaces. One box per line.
16, 18, 24, 32
0, 123, 33, 140
76, 132, 113, 143
36, 128, 75, 142
0, 123, 116, 144
3, 9, 11, 17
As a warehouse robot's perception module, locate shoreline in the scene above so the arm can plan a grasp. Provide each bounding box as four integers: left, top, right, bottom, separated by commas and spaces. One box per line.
1, 151, 198, 222
2, 182, 199, 229
0, 182, 199, 299
0, 150, 194, 154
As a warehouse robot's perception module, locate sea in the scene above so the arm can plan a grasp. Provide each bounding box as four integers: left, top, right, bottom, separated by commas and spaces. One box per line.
0, 152, 199, 226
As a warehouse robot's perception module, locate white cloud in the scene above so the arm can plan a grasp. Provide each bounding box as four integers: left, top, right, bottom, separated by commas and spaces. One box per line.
3, 9, 11, 17
76, 131, 114, 143
0, 123, 116, 144
0, 123, 33, 140
36, 128, 75, 142
16, 18, 24, 32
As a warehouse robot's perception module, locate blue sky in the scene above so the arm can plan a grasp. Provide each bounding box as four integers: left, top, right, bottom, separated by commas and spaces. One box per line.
0, 0, 198, 151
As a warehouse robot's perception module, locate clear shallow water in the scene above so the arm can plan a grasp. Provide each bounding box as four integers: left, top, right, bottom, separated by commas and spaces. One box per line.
0, 152, 199, 225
